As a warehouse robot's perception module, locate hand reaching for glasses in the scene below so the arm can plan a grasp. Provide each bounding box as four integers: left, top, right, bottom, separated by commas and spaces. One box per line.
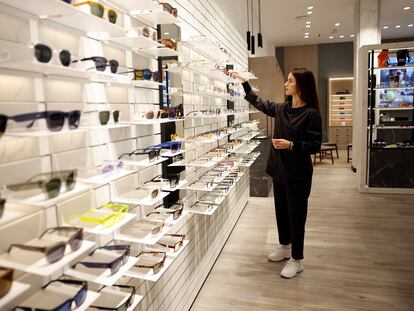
229, 71, 247, 83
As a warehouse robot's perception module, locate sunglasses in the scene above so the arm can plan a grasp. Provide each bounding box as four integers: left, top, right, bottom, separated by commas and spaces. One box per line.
73, 1, 117, 23
73, 244, 130, 275
119, 68, 161, 81
149, 141, 181, 153
135, 250, 166, 274
8, 227, 83, 264
157, 234, 185, 252
6, 170, 77, 199
0, 110, 81, 137
160, 2, 177, 17
0, 267, 13, 299
149, 174, 180, 188
72, 57, 119, 73
146, 203, 184, 220
34, 43, 71, 66
160, 38, 176, 50
14, 279, 87, 311
91, 285, 135, 311
98, 110, 120, 125
100, 203, 129, 213
76, 210, 125, 227
118, 147, 161, 162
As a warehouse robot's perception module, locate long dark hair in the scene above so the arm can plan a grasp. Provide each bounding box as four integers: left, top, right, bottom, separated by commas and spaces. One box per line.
290, 68, 320, 112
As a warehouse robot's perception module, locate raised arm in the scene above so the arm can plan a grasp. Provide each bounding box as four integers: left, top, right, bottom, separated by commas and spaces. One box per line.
242, 81, 279, 117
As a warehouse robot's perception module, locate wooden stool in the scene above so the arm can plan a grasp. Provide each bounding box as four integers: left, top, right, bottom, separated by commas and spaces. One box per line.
322, 142, 339, 158
347, 144, 352, 163
313, 145, 335, 165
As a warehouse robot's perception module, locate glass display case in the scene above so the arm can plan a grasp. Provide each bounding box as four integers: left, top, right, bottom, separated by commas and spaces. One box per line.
367, 47, 414, 188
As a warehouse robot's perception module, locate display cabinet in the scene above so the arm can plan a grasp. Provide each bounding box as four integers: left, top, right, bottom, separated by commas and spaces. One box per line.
366, 46, 414, 189
328, 77, 353, 149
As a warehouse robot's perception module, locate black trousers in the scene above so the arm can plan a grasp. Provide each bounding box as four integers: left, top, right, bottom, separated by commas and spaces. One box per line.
272, 176, 312, 260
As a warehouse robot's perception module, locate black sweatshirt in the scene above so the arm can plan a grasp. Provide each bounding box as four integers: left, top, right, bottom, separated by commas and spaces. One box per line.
242, 81, 322, 182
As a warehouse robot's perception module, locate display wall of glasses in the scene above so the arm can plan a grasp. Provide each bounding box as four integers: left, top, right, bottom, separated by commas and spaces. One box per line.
366, 46, 414, 189
0, 0, 258, 310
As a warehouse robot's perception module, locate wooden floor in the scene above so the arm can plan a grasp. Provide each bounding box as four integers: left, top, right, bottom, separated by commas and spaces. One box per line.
190, 151, 414, 311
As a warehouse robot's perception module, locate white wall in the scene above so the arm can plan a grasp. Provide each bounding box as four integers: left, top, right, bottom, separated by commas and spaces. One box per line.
212, 0, 276, 57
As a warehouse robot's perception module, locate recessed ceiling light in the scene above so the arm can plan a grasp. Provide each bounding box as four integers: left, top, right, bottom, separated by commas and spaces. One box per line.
395, 25, 401, 28
339, 35, 344, 38
164, 32, 170, 35
335, 22, 341, 27
307, 11, 313, 15
329, 36, 334, 39
306, 21, 311, 24
383, 26, 388, 29
307, 6, 314, 10
305, 32, 309, 35
409, 24, 414, 27
350, 34, 355, 37
403, 6, 410, 10
306, 25, 311, 28
305, 36, 309, 38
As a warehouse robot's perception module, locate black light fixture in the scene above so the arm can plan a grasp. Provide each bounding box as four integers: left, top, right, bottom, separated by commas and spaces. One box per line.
250, 0, 255, 54
246, 0, 251, 51
258, 0, 263, 48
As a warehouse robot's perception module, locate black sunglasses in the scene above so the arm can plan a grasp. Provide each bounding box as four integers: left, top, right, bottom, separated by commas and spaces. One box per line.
72, 57, 119, 73
34, 43, 71, 67
73, 244, 130, 275
118, 68, 160, 81
0, 110, 81, 137
5, 169, 77, 199
149, 174, 180, 188
147, 203, 184, 220
117, 147, 161, 162
14, 279, 87, 311
8, 227, 83, 264
90, 284, 135, 311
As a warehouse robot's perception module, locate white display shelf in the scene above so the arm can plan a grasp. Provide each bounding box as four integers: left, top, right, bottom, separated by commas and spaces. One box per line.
167, 91, 231, 100
124, 255, 174, 282
121, 156, 168, 168
184, 183, 218, 192
144, 209, 189, 226
0, 0, 75, 18
185, 203, 219, 216
115, 190, 169, 206
131, 80, 163, 88
139, 47, 181, 58
0, 135, 42, 164
65, 254, 138, 287
132, 11, 178, 25
144, 240, 189, 259
0, 281, 30, 310
77, 169, 135, 186
183, 40, 232, 64
16, 289, 100, 311
122, 118, 184, 125
66, 211, 136, 236
372, 65, 414, 70
106, 0, 160, 12
114, 221, 171, 245
331, 99, 353, 102
90, 287, 142, 311
109, 35, 162, 50
160, 180, 188, 192
160, 149, 186, 158
0, 240, 95, 276
331, 94, 353, 97
6, 183, 91, 209
0, 202, 39, 227
48, 9, 126, 40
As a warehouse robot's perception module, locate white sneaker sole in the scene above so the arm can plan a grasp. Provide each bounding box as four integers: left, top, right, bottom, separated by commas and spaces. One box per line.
280, 267, 304, 279
268, 256, 290, 262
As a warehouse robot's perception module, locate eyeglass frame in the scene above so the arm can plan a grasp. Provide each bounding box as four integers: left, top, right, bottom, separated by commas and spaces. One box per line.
135, 250, 166, 274
156, 234, 185, 252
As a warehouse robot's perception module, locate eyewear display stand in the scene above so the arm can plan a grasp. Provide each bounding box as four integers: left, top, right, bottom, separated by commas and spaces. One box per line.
0, 0, 259, 310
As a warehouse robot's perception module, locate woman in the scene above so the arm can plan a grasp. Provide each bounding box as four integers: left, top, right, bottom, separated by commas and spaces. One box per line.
231, 68, 322, 278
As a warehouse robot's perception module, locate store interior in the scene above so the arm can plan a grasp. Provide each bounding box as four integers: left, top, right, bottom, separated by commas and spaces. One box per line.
0, 0, 413, 310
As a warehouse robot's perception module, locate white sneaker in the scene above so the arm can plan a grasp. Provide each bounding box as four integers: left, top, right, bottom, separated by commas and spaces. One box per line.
280, 258, 304, 278
268, 244, 291, 262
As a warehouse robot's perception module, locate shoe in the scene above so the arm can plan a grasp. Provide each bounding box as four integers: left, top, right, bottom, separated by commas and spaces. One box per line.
268, 244, 291, 262
280, 258, 304, 278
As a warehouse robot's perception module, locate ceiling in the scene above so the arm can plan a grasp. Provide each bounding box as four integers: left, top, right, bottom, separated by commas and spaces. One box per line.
215, 0, 414, 47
